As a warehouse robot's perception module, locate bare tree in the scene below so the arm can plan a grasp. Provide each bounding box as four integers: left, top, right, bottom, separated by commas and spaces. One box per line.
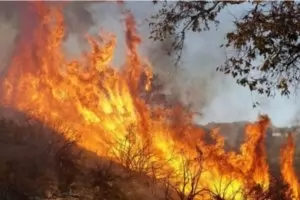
162, 149, 213, 200
108, 124, 160, 176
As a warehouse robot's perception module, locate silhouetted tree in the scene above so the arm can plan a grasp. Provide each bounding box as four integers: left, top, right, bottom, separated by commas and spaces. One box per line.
150, 1, 300, 97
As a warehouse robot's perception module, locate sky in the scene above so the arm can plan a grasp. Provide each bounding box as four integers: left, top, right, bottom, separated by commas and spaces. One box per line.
0, 2, 300, 127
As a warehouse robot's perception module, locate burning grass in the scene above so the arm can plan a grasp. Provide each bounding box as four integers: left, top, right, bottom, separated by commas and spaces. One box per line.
0, 2, 299, 200
0, 111, 172, 200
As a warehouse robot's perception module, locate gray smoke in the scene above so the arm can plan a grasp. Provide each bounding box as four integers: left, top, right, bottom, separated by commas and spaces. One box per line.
114, 2, 300, 127
0, 2, 98, 72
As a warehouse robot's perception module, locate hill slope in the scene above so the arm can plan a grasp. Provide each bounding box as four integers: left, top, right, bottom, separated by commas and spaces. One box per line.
0, 107, 297, 199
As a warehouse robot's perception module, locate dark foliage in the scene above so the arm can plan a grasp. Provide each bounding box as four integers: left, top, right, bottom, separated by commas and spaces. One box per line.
150, 1, 300, 97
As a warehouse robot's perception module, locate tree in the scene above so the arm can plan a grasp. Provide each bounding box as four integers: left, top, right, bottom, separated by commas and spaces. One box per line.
149, 1, 300, 97
162, 150, 212, 200
108, 124, 161, 176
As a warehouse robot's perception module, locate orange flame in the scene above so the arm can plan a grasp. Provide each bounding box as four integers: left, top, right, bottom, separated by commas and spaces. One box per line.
0, 3, 298, 200
280, 134, 300, 199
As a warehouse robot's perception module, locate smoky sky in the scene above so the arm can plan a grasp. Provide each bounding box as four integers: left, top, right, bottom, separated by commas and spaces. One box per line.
0, 2, 299, 127
89, 2, 300, 127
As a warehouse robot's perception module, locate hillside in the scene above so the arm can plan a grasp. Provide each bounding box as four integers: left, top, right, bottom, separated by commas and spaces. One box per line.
0, 107, 297, 200
0, 107, 170, 200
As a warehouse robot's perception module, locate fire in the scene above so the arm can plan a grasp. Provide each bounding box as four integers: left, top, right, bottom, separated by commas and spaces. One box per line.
0, 3, 299, 200
280, 134, 300, 199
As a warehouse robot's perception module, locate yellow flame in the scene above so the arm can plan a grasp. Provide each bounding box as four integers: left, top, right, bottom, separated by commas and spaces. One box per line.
0, 3, 298, 200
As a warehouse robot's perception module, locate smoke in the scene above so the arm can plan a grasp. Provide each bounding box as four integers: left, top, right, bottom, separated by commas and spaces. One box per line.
103, 2, 300, 127
0, 2, 97, 72
0, 2, 21, 74
0, 2, 299, 127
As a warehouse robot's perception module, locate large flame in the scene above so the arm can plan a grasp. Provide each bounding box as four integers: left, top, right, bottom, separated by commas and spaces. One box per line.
0, 3, 299, 199
280, 134, 300, 199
